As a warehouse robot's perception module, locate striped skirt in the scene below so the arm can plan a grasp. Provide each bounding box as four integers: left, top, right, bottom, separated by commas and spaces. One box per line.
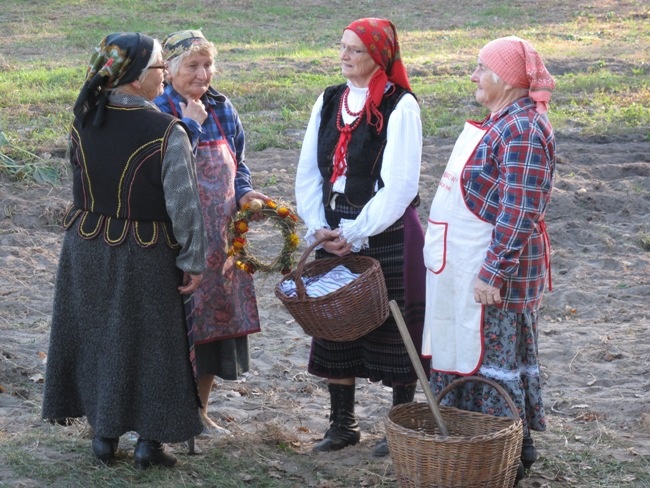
307, 198, 428, 386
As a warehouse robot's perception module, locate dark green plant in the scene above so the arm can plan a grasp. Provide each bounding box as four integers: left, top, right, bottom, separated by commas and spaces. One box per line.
0, 131, 59, 184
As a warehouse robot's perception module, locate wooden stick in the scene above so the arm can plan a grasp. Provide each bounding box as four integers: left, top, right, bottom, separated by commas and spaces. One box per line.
389, 300, 449, 437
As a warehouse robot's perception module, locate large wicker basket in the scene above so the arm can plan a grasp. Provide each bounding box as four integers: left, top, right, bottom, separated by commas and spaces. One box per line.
275, 237, 389, 342
385, 376, 523, 488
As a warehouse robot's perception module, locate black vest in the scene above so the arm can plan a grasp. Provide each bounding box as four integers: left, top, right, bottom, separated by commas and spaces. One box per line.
317, 83, 410, 207
66, 104, 183, 247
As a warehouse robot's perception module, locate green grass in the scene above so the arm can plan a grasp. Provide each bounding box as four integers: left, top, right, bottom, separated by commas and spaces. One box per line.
537, 448, 650, 487
2, 0, 649, 180
2, 415, 648, 487
0, 421, 396, 487
1, 2, 649, 483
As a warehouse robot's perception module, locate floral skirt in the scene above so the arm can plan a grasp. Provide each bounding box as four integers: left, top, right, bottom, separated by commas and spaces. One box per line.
429, 306, 546, 437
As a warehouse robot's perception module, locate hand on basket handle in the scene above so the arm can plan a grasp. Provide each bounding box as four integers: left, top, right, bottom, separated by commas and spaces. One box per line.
314, 228, 352, 256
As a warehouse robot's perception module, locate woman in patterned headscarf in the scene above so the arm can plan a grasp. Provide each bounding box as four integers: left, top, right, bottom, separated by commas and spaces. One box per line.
154, 30, 268, 434
423, 36, 556, 483
42, 32, 206, 469
295, 18, 428, 456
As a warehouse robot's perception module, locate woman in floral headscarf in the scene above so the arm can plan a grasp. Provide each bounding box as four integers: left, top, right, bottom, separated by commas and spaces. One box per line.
42, 32, 206, 469
154, 30, 268, 433
295, 18, 428, 456
423, 36, 556, 483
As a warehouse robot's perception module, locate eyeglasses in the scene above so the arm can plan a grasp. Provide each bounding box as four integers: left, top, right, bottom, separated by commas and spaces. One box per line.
339, 44, 368, 57
147, 64, 166, 70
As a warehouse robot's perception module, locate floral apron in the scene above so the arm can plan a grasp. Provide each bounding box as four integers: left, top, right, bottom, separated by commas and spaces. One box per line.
187, 109, 260, 346
422, 121, 490, 375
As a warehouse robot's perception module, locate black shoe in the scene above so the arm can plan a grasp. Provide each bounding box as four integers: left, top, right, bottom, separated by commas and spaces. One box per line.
521, 436, 538, 469
514, 461, 525, 486
313, 424, 360, 452
372, 436, 389, 457
134, 438, 177, 469
370, 384, 414, 458
92, 436, 118, 465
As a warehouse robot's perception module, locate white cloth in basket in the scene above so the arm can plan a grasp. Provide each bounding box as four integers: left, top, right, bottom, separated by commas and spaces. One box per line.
279, 265, 360, 298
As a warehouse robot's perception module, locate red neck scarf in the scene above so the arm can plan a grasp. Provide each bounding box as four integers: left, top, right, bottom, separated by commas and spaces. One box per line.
330, 18, 412, 183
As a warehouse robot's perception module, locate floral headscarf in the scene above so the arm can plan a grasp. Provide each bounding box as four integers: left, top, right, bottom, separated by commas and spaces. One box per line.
478, 36, 555, 113
162, 29, 212, 61
73, 32, 155, 126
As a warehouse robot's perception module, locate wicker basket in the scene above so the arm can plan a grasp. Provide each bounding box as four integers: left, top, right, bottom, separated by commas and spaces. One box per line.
385, 376, 523, 488
274, 237, 389, 342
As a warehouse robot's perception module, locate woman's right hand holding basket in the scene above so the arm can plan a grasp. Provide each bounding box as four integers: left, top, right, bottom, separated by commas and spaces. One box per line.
314, 228, 352, 256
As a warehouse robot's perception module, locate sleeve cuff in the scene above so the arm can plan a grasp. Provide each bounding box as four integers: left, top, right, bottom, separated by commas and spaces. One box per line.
304, 226, 330, 249
339, 218, 368, 252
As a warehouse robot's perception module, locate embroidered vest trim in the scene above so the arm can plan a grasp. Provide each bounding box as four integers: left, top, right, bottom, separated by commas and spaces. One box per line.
67, 104, 182, 249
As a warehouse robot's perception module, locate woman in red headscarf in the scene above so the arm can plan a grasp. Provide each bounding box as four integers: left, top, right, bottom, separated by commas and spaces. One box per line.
423, 36, 556, 483
295, 18, 428, 456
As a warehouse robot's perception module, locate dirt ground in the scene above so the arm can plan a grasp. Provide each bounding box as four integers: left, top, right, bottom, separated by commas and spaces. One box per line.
1, 133, 649, 486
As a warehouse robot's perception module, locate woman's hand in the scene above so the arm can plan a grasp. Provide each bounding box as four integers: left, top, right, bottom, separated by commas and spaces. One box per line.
314, 228, 352, 256
179, 273, 203, 294
180, 99, 208, 125
473, 277, 502, 305
239, 191, 271, 222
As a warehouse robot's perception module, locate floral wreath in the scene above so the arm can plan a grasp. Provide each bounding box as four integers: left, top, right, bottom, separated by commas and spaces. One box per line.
229, 199, 300, 274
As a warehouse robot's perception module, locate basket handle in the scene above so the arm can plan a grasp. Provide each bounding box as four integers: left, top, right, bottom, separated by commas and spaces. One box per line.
436, 375, 520, 419
292, 235, 337, 300
389, 300, 449, 438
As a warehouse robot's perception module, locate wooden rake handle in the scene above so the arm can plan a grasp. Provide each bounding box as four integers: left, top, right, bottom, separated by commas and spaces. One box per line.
389, 300, 449, 438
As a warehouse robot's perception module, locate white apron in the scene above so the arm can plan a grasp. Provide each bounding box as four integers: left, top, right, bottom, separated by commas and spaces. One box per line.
422, 121, 492, 375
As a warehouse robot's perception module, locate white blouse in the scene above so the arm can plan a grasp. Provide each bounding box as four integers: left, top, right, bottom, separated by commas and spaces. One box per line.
295, 81, 422, 251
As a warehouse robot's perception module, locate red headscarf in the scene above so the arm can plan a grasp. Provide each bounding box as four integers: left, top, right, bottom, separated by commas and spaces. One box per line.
345, 18, 411, 130
479, 36, 555, 114
330, 18, 411, 182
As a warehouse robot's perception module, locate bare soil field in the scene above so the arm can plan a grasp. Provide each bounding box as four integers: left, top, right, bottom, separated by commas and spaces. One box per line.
1, 133, 649, 486
1, 0, 649, 485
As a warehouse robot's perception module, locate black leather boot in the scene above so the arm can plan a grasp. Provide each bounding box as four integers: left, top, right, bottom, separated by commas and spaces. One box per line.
92, 435, 119, 465
514, 435, 537, 485
134, 438, 177, 469
521, 435, 538, 469
514, 461, 525, 485
373, 383, 416, 457
313, 383, 360, 452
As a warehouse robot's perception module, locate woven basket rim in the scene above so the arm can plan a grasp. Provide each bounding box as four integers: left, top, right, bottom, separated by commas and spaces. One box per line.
275, 254, 382, 303
385, 402, 523, 444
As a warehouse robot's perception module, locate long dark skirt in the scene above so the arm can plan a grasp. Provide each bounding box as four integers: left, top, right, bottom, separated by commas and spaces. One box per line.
184, 294, 251, 380
195, 336, 250, 380
42, 230, 203, 443
307, 198, 428, 386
